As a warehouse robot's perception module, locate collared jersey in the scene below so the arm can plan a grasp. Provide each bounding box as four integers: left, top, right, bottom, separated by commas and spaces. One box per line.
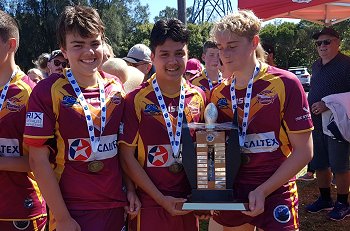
190, 69, 220, 100
0, 70, 46, 220
118, 75, 206, 207
210, 63, 313, 185
24, 69, 127, 210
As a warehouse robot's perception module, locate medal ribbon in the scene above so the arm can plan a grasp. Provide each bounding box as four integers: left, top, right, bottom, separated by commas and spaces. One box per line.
0, 69, 18, 110
66, 69, 106, 153
230, 65, 260, 147
152, 76, 185, 158
205, 69, 222, 91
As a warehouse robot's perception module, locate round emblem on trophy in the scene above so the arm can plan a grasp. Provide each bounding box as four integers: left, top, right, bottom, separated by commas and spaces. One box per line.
206, 133, 215, 142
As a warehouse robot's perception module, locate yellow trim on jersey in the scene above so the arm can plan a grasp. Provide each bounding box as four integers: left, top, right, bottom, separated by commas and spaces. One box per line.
289, 182, 298, 229
23, 134, 55, 139
137, 210, 141, 231
286, 127, 314, 134
118, 140, 138, 147
0, 213, 47, 221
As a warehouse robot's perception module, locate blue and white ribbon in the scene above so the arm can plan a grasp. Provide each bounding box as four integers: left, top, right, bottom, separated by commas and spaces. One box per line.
152, 77, 185, 158
66, 69, 106, 153
205, 69, 222, 91
230, 65, 260, 147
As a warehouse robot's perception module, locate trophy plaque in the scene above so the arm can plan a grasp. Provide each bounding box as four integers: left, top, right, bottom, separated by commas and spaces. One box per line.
181, 103, 247, 210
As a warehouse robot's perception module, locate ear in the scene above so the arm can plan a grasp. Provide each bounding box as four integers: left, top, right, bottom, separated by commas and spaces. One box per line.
201, 53, 205, 63
8, 38, 17, 52
60, 47, 68, 59
151, 52, 155, 62
252, 35, 260, 50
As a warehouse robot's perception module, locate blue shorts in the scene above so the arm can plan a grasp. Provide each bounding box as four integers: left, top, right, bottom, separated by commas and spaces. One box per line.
129, 206, 198, 231
0, 216, 46, 231
213, 182, 299, 230
310, 129, 350, 173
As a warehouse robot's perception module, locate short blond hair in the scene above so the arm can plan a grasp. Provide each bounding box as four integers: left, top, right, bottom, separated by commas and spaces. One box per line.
210, 10, 265, 62
210, 10, 261, 42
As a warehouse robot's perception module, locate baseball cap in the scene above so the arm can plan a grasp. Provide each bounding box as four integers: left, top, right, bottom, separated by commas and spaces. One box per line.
49, 50, 64, 61
123, 44, 151, 64
312, 27, 339, 40
185, 58, 202, 75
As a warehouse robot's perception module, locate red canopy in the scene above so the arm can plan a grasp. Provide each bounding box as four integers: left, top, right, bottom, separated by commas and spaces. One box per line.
238, 0, 350, 25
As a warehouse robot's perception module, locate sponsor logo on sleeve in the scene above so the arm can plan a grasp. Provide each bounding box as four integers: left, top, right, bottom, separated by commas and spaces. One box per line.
273, 205, 291, 223
147, 145, 175, 167
242, 131, 280, 153
26, 112, 44, 128
68, 134, 118, 161
295, 106, 311, 121
0, 138, 20, 157
108, 91, 122, 105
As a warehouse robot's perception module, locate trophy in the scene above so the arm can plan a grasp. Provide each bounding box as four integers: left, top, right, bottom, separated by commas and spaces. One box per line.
181, 103, 247, 210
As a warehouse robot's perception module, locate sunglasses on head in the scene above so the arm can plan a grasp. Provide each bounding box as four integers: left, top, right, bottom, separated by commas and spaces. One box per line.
315, 39, 334, 47
53, 59, 67, 68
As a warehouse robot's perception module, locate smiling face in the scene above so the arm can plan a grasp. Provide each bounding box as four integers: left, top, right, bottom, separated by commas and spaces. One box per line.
151, 38, 188, 82
61, 32, 103, 79
315, 34, 340, 62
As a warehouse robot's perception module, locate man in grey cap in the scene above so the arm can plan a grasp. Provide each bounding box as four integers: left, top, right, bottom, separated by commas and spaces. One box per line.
47, 49, 68, 75
306, 27, 350, 221
123, 44, 154, 81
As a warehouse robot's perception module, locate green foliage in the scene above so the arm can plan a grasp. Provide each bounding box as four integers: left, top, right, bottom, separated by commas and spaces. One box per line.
187, 22, 213, 60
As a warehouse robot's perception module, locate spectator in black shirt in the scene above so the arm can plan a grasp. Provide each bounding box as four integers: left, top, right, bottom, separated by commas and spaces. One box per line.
306, 27, 350, 221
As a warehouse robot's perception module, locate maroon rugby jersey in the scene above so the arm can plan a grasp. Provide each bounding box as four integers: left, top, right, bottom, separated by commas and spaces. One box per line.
210, 63, 313, 185
189, 69, 220, 100
118, 75, 206, 207
0, 69, 46, 220
24, 69, 127, 211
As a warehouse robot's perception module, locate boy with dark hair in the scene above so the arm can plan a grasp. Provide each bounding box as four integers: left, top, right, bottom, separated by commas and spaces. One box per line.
119, 18, 206, 231
0, 9, 47, 231
24, 5, 134, 231
190, 40, 221, 99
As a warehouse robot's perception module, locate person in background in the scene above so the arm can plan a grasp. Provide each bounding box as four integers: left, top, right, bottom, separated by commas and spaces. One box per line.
184, 58, 202, 80
209, 10, 313, 231
306, 27, 350, 221
27, 68, 44, 83
0, 9, 47, 231
262, 43, 276, 67
47, 49, 68, 75
33, 52, 50, 78
123, 43, 155, 81
190, 40, 221, 99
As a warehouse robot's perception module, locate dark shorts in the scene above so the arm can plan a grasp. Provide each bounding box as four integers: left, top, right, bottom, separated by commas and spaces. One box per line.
48, 207, 125, 231
213, 182, 299, 230
128, 207, 198, 231
310, 129, 350, 173
0, 216, 46, 231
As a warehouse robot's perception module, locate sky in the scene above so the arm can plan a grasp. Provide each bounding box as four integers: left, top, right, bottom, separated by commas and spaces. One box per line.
138, 0, 299, 24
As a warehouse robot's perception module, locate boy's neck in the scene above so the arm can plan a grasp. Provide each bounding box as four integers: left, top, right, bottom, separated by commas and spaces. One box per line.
155, 75, 182, 95
70, 68, 100, 88
234, 57, 260, 88
205, 68, 220, 81
0, 62, 17, 87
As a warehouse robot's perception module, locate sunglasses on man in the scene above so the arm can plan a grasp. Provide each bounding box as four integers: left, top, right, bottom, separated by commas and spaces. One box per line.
315, 39, 335, 47
53, 59, 68, 68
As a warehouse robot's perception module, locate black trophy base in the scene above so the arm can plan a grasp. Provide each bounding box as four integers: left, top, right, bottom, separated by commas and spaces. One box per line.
182, 189, 248, 211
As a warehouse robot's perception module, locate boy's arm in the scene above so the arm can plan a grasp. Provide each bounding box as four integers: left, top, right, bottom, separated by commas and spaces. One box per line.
119, 143, 190, 216
242, 131, 313, 217
123, 171, 141, 217
29, 145, 81, 231
0, 156, 30, 172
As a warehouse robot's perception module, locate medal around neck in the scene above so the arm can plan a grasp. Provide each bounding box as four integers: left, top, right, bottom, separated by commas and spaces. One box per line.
181, 103, 247, 211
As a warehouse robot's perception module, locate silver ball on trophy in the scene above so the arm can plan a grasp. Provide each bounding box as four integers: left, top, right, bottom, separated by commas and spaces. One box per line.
204, 103, 218, 129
